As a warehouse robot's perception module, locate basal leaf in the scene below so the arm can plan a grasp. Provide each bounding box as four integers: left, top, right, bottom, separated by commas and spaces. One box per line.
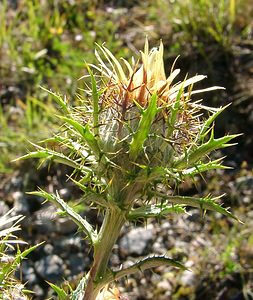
99, 255, 187, 289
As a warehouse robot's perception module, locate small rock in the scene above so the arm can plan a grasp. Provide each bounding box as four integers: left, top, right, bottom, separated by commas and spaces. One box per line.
44, 244, 54, 255
32, 284, 44, 298
235, 175, 253, 191
10, 176, 23, 190
59, 188, 71, 200
157, 279, 172, 291
34, 254, 65, 282
0, 201, 9, 216
22, 265, 37, 285
68, 253, 85, 275
180, 270, 196, 287
55, 218, 77, 234
12, 191, 30, 215
119, 225, 154, 256
153, 236, 166, 254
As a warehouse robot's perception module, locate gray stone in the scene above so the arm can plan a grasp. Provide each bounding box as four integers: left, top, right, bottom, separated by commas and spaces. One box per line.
119, 225, 154, 256
180, 270, 196, 286
0, 201, 9, 216
10, 176, 23, 190
12, 191, 30, 215
235, 175, 253, 190
34, 254, 65, 282
22, 266, 37, 285
68, 253, 85, 275
55, 217, 77, 234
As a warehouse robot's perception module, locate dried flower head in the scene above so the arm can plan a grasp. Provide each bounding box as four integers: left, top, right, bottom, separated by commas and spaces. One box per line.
91, 38, 223, 108
88, 38, 225, 156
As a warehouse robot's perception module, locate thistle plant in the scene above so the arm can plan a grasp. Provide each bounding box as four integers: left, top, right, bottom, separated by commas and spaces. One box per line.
18, 39, 240, 300
0, 209, 39, 299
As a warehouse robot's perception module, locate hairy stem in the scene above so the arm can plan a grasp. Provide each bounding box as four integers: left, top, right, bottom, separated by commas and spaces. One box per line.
83, 207, 126, 300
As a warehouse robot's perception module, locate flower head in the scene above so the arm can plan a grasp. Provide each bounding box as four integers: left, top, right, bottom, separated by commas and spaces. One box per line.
91, 38, 223, 110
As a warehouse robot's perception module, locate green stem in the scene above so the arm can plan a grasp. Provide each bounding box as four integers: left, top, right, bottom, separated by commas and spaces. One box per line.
83, 207, 126, 300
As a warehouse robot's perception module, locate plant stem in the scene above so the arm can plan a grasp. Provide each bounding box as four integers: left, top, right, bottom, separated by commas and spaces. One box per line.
83, 207, 126, 300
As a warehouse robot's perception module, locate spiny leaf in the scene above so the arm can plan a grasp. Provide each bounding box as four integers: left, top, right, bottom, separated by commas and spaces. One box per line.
181, 157, 231, 176
42, 136, 94, 161
40, 86, 69, 114
47, 282, 68, 299
128, 203, 185, 221
162, 194, 241, 222
166, 85, 183, 139
174, 133, 241, 169
71, 276, 88, 300
133, 164, 166, 182
60, 116, 101, 158
71, 178, 109, 208
28, 190, 98, 243
198, 104, 230, 141
86, 64, 100, 137
15, 149, 92, 174
129, 94, 159, 161
0, 242, 44, 283
99, 255, 187, 289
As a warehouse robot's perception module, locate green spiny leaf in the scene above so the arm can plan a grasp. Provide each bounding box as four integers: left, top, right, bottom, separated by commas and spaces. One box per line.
71, 276, 87, 300
174, 133, 240, 169
99, 255, 187, 290
163, 194, 241, 222
181, 157, 231, 176
40, 86, 69, 114
60, 116, 101, 158
129, 94, 159, 161
15, 149, 92, 173
47, 281, 68, 299
28, 189, 98, 243
71, 178, 108, 207
128, 203, 185, 221
199, 104, 230, 141
0, 242, 44, 283
86, 64, 100, 137
166, 85, 183, 139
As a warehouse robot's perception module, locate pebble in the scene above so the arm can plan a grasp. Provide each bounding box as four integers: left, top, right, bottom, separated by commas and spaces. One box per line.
0, 201, 9, 216
180, 270, 196, 287
119, 224, 154, 256
12, 191, 30, 215
34, 254, 65, 282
